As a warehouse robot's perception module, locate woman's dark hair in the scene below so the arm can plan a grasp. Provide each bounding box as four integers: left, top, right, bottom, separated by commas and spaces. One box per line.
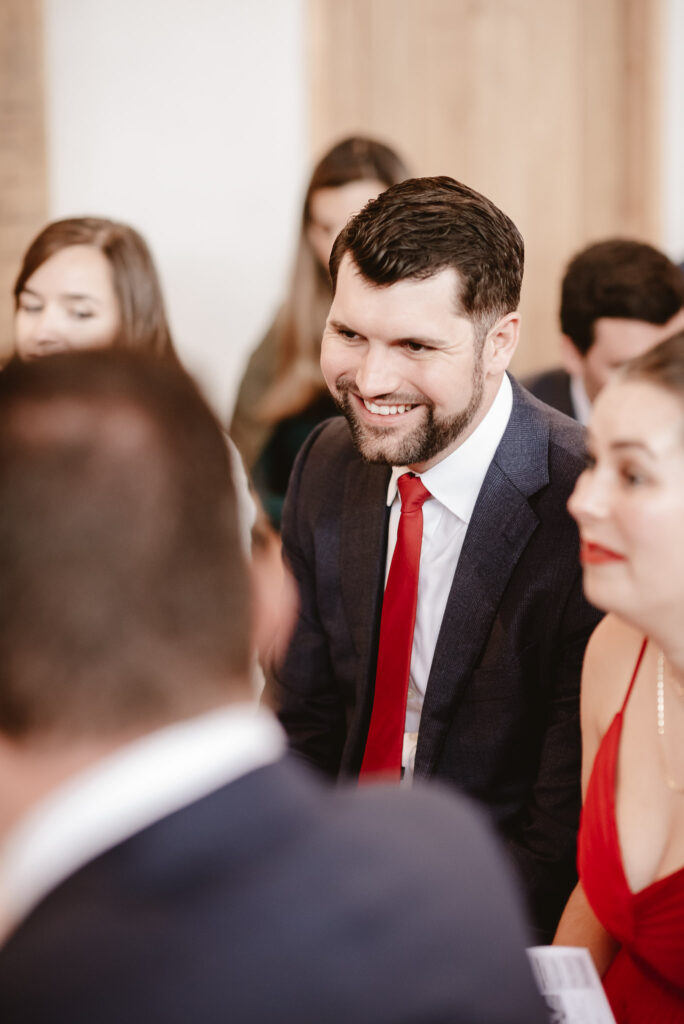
258, 136, 410, 424
302, 136, 410, 229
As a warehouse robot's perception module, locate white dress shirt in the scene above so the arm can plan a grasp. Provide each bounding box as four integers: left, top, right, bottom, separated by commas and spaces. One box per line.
0, 703, 285, 944
569, 374, 591, 426
385, 375, 513, 777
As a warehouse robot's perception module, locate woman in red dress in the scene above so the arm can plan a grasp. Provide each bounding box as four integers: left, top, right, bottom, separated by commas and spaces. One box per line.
555, 330, 684, 1021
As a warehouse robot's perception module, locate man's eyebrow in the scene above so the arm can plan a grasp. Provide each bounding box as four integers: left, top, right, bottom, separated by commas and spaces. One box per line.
328, 318, 363, 335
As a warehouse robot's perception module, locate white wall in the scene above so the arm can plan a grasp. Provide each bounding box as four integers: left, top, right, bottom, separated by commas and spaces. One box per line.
663, 0, 684, 263
43, 0, 307, 420
42, 0, 684, 420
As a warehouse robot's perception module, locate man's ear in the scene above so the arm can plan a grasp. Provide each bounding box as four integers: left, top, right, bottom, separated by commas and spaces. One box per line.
483, 312, 520, 376
560, 334, 586, 377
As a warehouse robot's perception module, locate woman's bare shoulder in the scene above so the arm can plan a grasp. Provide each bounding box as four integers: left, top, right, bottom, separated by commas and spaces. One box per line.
582, 614, 646, 720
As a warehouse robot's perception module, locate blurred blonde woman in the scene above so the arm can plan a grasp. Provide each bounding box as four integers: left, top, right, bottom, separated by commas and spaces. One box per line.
230, 136, 409, 527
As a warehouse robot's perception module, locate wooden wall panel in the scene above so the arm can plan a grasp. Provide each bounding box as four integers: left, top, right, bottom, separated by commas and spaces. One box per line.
307, 0, 663, 375
0, 0, 47, 362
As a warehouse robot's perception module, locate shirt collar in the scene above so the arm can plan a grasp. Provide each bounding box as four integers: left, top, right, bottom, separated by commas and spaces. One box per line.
569, 373, 592, 426
386, 373, 513, 524
0, 703, 285, 941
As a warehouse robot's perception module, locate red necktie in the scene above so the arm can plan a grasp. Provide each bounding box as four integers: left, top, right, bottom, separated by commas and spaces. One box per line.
360, 473, 431, 780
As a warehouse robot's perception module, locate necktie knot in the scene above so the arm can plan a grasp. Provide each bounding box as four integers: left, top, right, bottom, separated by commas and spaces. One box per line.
397, 473, 431, 515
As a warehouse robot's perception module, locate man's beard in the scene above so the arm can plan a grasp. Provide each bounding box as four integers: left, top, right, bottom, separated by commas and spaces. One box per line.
332, 361, 485, 467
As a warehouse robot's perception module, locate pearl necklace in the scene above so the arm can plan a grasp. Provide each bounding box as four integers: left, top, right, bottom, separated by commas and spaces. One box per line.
656, 650, 684, 794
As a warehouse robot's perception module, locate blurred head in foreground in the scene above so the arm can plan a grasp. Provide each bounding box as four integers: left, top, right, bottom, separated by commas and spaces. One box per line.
0, 349, 250, 746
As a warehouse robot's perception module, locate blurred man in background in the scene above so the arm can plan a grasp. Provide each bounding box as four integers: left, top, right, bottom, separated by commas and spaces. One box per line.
525, 238, 684, 422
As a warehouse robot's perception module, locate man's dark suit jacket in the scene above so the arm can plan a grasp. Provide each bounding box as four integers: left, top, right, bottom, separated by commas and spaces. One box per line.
275, 378, 602, 940
0, 758, 546, 1024
522, 367, 577, 420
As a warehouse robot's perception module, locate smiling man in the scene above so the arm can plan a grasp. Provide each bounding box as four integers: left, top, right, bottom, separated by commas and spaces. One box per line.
273, 176, 603, 941
324, 264, 490, 466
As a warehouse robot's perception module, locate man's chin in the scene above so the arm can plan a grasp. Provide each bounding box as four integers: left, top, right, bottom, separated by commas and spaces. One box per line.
354, 440, 404, 465
344, 413, 428, 466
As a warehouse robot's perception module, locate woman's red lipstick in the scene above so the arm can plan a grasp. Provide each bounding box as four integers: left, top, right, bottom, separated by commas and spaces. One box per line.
580, 541, 626, 565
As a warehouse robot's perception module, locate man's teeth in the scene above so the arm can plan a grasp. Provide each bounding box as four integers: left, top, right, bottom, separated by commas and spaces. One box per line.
363, 400, 413, 416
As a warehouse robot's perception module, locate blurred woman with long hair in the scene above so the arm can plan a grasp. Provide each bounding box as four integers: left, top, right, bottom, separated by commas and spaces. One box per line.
230, 136, 410, 527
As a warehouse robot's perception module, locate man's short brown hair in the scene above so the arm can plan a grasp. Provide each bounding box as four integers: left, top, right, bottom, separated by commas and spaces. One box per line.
329, 175, 524, 339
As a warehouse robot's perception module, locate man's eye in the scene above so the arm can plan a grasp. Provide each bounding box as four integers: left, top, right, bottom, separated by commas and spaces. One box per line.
583, 451, 596, 470
71, 309, 95, 320
337, 327, 358, 340
404, 341, 426, 353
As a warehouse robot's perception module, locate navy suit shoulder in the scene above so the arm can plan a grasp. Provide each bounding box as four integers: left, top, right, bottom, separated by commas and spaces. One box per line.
498, 378, 585, 494
0, 758, 546, 1024
522, 366, 576, 419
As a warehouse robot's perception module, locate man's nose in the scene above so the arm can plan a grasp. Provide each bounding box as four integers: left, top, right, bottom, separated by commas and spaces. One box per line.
355, 346, 401, 398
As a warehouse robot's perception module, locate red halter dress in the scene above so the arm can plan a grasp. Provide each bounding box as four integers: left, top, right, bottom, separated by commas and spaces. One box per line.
578, 639, 684, 1022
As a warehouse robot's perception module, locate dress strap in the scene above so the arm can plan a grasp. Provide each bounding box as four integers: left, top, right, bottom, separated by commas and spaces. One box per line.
620, 637, 648, 713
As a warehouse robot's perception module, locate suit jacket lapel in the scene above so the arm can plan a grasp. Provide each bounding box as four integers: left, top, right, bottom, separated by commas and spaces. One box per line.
340, 462, 390, 652
415, 382, 550, 775
339, 461, 390, 771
